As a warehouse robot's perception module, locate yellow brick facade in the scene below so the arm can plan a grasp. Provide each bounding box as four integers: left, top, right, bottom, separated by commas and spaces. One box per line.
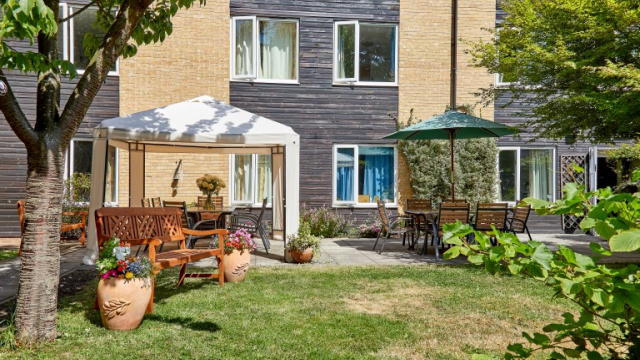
398, 0, 495, 206
118, 1, 231, 204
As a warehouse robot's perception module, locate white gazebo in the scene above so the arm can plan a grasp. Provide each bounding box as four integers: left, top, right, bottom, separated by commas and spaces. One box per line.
83, 96, 300, 264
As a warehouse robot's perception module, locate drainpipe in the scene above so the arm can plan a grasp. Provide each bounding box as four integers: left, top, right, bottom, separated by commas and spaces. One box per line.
451, 0, 458, 110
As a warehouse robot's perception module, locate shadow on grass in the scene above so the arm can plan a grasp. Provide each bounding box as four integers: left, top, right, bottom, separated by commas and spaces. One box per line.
145, 314, 221, 332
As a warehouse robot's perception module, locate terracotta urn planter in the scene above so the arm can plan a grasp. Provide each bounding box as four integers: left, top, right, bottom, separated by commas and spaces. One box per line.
223, 249, 251, 282
97, 278, 152, 330
291, 248, 314, 263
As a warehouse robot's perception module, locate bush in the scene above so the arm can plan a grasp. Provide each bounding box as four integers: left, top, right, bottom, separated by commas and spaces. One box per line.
397, 107, 498, 205
445, 170, 640, 360
357, 211, 383, 238
300, 204, 353, 238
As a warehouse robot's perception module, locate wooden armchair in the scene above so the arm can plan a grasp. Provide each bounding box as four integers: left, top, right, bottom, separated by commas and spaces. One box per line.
17, 200, 87, 256
472, 203, 508, 245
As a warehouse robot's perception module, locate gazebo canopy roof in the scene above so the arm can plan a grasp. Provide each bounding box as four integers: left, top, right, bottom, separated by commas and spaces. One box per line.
96, 96, 298, 146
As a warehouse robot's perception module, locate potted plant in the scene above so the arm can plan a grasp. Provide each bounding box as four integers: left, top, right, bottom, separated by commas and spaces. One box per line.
221, 228, 257, 282
196, 174, 226, 210
285, 221, 322, 263
96, 238, 156, 330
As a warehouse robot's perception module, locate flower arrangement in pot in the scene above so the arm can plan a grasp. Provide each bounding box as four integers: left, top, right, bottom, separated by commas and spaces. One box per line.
96, 238, 156, 330
285, 221, 322, 263
196, 174, 226, 210
221, 228, 257, 282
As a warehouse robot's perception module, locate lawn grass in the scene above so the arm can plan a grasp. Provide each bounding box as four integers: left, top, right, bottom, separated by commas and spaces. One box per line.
1, 265, 569, 360
0, 250, 18, 262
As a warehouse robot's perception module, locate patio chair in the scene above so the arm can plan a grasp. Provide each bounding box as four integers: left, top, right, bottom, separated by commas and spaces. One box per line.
472, 203, 508, 245
506, 204, 532, 241
429, 203, 470, 250
372, 201, 415, 254
141, 198, 152, 207
163, 200, 220, 249
405, 199, 432, 249
198, 195, 224, 209
228, 198, 270, 253
151, 197, 162, 207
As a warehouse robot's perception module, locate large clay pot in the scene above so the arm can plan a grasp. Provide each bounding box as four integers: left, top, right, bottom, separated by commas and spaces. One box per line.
291, 248, 314, 263
97, 278, 152, 330
223, 249, 251, 282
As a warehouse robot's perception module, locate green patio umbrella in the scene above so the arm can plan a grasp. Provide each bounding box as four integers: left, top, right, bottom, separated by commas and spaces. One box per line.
383, 110, 516, 201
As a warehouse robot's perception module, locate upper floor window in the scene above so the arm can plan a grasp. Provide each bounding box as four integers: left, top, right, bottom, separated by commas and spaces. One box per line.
230, 154, 272, 206
333, 22, 398, 85
231, 16, 299, 83
58, 4, 118, 75
333, 145, 397, 206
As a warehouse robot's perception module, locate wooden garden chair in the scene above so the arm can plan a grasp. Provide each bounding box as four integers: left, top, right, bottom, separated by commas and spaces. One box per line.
372, 201, 415, 254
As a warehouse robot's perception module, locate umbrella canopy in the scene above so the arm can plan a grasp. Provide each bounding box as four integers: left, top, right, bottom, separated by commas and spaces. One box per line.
383, 110, 516, 201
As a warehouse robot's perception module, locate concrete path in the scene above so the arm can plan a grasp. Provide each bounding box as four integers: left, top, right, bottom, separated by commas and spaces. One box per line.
2, 233, 639, 305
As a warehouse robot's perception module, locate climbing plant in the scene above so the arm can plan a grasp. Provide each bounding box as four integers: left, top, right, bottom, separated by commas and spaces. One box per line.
397, 106, 499, 205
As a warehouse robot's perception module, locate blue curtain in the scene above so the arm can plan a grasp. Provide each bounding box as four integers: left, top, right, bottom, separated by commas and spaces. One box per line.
337, 166, 354, 201
361, 148, 393, 202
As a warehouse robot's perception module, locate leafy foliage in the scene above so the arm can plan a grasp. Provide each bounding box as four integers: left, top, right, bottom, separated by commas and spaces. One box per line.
300, 203, 353, 238
470, 0, 640, 143
397, 107, 499, 204
445, 173, 640, 359
286, 221, 322, 256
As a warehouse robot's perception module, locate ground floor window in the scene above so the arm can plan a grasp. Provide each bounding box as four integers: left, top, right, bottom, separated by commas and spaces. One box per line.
230, 154, 272, 205
497, 147, 555, 202
334, 145, 397, 206
65, 139, 118, 203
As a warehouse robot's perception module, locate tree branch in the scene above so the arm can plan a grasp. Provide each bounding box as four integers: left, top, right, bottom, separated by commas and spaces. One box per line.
58, 0, 99, 24
59, 0, 153, 144
0, 70, 38, 147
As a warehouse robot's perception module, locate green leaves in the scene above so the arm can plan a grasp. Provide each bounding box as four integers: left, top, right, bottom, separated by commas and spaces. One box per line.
609, 230, 640, 252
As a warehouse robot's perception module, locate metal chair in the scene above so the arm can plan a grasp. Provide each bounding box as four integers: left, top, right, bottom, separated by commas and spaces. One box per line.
405, 199, 432, 249
228, 198, 270, 253
472, 203, 508, 245
372, 201, 415, 254
429, 202, 470, 250
507, 204, 532, 241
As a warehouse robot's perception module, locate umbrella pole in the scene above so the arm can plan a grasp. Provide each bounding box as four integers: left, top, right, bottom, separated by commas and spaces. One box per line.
449, 130, 455, 202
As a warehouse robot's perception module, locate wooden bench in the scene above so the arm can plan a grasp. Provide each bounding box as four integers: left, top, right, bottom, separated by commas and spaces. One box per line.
94, 206, 225, 314
17, 200, 87, 256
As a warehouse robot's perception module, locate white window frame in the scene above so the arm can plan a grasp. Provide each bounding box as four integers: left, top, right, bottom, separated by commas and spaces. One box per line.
64, 138, 119, 205
333, 21, 399, 87
229, 154, 273, 207
230, 16, 300, 84
496, 146, 556, 204
59, 3, 69, 61
69, 5, 119, 76
332, 144, 398, 207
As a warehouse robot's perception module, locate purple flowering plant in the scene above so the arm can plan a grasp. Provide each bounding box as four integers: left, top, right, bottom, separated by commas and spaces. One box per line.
224, 229, 257, 254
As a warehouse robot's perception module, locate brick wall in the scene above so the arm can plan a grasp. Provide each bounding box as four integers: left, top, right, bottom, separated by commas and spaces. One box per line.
118, 1, 231, 204
397, 0, 495, 205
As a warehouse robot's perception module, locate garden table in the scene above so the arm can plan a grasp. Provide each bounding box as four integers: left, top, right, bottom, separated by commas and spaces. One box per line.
187, 206, 236, 229
403, 210, 440, 260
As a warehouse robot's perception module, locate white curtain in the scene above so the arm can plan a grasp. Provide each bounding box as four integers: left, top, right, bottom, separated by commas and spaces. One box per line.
235, 19, 254, 77
257, 155, 272, 203
234, 155, 253, 202
259, 20, 296, 80
529, 150, 552, 200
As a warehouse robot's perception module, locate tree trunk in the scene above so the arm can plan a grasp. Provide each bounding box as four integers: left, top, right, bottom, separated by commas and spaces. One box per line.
15, 142, 65, 344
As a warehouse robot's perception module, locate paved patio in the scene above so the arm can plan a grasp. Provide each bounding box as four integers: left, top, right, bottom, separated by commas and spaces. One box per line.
1, 233, 639, 305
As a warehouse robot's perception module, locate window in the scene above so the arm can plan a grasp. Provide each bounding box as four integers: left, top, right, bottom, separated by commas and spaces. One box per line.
65, 139, 118, 203
231, 16, 299, 83
56, 4, 118, 75
230, 154, 272, 205
333, 145, 397, 206
334, 22, 398, 85
497, 147, 555, 202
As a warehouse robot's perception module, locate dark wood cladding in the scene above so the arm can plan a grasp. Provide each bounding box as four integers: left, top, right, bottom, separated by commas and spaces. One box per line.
230, 0, 399, 221
0, 71, 119, 237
